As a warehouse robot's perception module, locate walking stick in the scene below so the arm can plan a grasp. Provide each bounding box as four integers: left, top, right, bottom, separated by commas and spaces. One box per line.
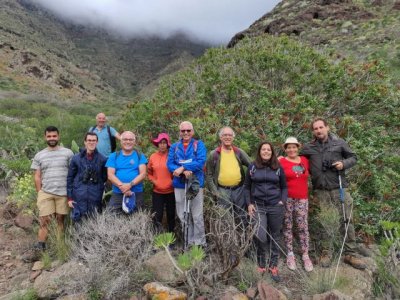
183, 179, 191, 250
338, 172, 346, 223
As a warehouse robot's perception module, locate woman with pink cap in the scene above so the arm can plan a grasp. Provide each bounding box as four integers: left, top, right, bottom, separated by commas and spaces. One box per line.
279, 137, 313, 272
148, 133, 176, 233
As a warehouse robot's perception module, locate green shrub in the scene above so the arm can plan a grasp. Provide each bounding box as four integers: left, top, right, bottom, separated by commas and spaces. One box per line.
8, 173, 37, 216
120, 34, 400, 238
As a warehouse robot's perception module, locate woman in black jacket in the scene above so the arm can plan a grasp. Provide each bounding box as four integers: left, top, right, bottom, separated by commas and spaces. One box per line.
244, 141, 287, 282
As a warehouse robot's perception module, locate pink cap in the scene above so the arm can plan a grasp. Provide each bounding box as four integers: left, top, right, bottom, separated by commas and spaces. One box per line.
152, 133, 171, 147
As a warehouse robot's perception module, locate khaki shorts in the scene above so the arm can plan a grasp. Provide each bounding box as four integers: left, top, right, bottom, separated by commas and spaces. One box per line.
37, 190, 69, 217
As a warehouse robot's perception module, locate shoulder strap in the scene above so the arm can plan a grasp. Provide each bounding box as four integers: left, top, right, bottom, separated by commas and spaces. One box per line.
249, 163, 256, 176
213, 150, 219, 166
90, 125, 96, 132
107, 125, 111, 138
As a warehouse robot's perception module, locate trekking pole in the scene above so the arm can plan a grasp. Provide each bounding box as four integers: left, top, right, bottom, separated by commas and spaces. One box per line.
183, 179, 190, 251
338, 172, 346, 223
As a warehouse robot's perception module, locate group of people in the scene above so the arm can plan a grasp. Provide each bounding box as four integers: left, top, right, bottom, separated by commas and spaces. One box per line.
31, 114, 368, 283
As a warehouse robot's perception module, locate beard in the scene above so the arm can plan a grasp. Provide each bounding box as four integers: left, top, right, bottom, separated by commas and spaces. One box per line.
47, 140, 58, 147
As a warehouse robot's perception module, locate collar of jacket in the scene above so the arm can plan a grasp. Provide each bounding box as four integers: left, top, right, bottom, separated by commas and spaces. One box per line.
311, 133, 339, 145
216, 145, 240, 154
79, 148, 98, 157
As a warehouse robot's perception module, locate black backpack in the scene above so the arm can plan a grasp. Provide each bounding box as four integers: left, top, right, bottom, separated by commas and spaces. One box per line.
91, 125, 117, 152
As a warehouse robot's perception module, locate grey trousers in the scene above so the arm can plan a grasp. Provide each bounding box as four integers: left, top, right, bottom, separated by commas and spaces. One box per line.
174, 188, 206, 246
314, 189, 357, 255
217, 185, 248, 226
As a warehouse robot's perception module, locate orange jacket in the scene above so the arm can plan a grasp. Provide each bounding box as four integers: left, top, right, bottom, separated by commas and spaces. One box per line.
148, 151, 174, 194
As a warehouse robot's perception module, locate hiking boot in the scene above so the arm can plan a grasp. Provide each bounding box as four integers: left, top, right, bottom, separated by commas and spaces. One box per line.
257, 266, 267, 274
356, 244, 372, 257
33, 241, 46, 251
344, 255, 367, 270
268, 266, 281, 282
286, 254, 297, 271
302, 254, 313, 272
319, 250, 331, 268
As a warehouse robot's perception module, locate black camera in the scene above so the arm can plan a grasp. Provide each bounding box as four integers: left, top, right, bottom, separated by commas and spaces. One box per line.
322, 160, 334, 172
82, 168, 98, 184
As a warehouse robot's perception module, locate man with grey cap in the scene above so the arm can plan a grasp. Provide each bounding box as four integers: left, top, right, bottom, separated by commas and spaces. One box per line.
206, 126, 251, 224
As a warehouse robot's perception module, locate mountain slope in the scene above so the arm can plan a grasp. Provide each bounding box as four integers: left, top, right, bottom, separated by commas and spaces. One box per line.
0, 0, 208, 101
228, 0, 400, 80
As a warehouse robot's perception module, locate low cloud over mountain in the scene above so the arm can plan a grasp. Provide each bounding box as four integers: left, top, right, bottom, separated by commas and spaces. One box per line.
29, 0, 279, 44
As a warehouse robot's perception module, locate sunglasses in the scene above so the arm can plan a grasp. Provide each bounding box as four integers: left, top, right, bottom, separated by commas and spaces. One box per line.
180, 129, 192, 133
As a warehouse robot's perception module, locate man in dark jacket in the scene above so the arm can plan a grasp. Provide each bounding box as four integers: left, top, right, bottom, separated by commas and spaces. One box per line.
301, 118, 366, 270
206, 126, 251, 223
67, 132, 107, 221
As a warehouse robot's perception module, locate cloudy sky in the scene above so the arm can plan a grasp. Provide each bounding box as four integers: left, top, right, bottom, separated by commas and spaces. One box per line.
30, 0, 281, 44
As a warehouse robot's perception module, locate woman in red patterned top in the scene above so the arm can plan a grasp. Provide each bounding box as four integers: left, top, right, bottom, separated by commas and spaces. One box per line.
279, 137, 313, 272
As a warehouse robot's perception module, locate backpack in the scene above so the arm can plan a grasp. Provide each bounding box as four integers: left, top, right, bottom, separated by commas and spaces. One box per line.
91, 125, 116, 152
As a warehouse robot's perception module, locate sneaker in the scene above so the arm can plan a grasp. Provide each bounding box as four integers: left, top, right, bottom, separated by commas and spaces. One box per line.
268, 266, 281, 282
33, 241, 46, 251
302, 254, 313, 272
286, 254, 297, 270
319, 250, 331, 268
257, 266, 267, 274
344, 255, 367, 270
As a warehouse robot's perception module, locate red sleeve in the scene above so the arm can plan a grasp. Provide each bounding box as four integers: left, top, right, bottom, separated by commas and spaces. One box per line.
301, 156, 310, 172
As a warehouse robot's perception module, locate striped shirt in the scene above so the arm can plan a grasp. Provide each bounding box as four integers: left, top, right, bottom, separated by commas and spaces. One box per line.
31, 147, 74, 196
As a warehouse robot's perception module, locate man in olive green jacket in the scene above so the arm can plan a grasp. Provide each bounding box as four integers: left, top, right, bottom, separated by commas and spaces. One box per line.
206, 127, 251, 224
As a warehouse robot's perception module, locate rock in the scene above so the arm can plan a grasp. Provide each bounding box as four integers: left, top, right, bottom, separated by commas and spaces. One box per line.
32, 261, 44, 271
20, 248, 41, 263
143, 282, 187, 300
14, 212, 33, 230
30, 270, 42, 282
196, 296, 207, 300
257, 280, 287, 300
51, 260, 62, 269
5, 263, 14, 268
34, 261, 88, 299
6, 226, 28, 238
393, 1, 400, 10
8, 273, 29, 290
1, 251, 12, 258
232, 294, 248, 300
246, 287, 257, 298
143, 251, 180, 282
312, 289, 351, 300
2, 202, 18, 220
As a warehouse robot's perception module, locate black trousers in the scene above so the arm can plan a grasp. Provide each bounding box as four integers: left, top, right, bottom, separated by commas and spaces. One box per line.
253, 203, 285, 268
152, 192, 176, 233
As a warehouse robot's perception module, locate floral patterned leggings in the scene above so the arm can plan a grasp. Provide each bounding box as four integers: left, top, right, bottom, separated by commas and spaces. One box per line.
283, 198, 310, 254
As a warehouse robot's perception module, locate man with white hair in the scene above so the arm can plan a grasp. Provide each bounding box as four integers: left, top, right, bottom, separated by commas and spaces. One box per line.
167, 121, 207, 247
206, 126, 251, 224
90, 112, 121, 157
106, 131, 147, 212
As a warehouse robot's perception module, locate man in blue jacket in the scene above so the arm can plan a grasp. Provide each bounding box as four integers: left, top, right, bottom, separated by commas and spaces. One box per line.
167, 121, 207, 247
67, 132, 107, 221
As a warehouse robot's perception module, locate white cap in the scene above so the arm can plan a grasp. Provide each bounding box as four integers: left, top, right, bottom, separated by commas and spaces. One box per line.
283, 137, 301, 148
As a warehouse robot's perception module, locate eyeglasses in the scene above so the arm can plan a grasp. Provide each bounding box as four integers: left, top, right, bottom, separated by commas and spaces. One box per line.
122, 138, 135, 142
86, 139, 98, 143
180, 129, 192, 133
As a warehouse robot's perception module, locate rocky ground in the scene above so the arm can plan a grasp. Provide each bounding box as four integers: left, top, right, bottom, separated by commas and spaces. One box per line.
0, 186, 35, 297
0, 185, 381, 299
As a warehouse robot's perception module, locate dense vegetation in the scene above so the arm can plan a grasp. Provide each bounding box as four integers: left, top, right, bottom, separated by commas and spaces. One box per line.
120, 35, 400, 237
